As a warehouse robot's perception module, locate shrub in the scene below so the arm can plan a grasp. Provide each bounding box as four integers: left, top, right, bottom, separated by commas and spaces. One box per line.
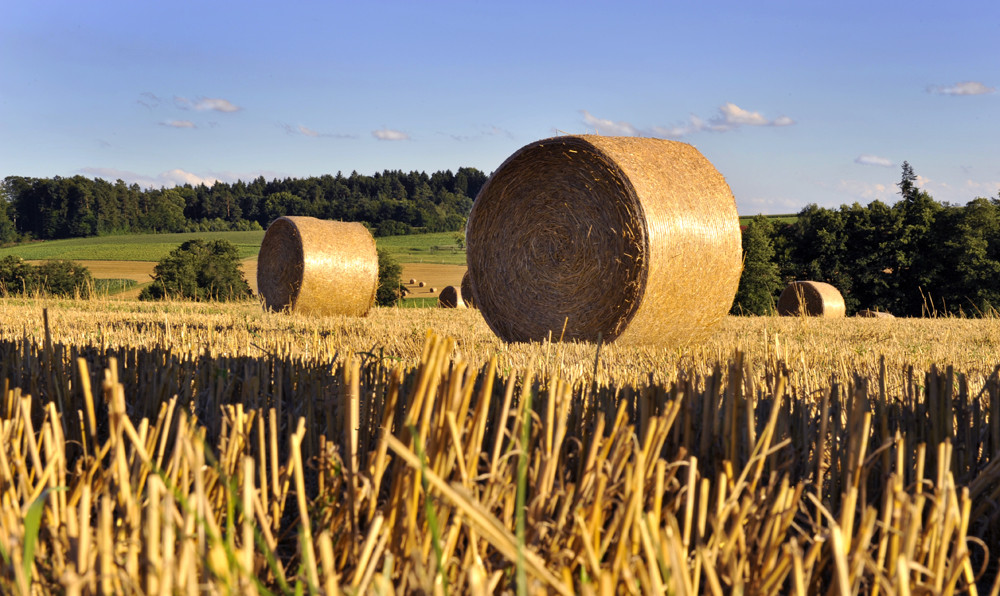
140, 239, 252, 302
376, 249, 404, 306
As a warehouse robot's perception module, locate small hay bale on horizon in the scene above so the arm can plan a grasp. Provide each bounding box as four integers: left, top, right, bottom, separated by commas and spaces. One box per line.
856, 309, 895, 318
465, 134, 742, 344
429, 287, 437, 293
409, 278, 417, 285
460, 270, 476, 309
418, 281, 426, 288
257, 216, 378, 317
438, 285, 465, 308
777, 281, 846, 317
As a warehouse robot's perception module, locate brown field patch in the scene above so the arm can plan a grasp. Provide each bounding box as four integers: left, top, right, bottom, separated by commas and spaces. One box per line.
400, 263, 467, 298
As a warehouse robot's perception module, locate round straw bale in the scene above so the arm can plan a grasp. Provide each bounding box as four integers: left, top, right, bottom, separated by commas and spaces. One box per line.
777, 281, 846, 317
466, 134, 742, 344
429, 287, 437, 293
257, 216, 378, 317
438, 285, 466, 308
460, 270, 476, 308
856, 309, 895, 318
409, 278, 416, 285
418, 281, 426, 288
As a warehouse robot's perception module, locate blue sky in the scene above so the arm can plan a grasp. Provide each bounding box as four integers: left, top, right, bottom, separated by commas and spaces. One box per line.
2, 1, 998, 214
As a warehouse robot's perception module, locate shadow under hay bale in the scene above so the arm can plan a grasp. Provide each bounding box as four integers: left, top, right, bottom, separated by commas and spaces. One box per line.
460, 270, 476, 309
777, 281, 846, 317
257, 216, 378, 317
438, 285, 465, 308
466, 134, 742, 344
856, 309, 895, 318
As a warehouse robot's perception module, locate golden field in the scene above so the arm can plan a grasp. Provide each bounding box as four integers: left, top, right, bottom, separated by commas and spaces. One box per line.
0, 298, 997, 594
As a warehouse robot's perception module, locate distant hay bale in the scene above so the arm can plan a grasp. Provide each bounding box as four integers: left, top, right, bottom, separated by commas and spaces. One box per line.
438, 285, 465, 308
257, 216, 378, 317
777, 281, 846, 317
460, 270, 476, 309
429, 287, 437, 293
409, 278, 416, 285
466, 134, 742, 344
856, 309, 895, 318
418, 281, 426, 288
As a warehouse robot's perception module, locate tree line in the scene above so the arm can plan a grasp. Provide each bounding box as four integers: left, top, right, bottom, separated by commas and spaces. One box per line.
734, 162, 1000, 317
0, 168, 488, 242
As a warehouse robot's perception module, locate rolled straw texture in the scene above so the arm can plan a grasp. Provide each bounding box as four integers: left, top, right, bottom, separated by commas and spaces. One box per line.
438, 285, 465, 308
777, 281, 846, 317
466, 135, 742, 344
460, 270, 476, 309
257, 216, 378, 317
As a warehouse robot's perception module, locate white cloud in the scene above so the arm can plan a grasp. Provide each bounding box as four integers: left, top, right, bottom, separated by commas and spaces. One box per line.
835, 179, 895, 201
298, 125, 319, 137
78, 167, 241, 189
717, 103, 769, 126
964, 179, 1000, 197
855, 154, 894, 167
161, 120, 196, 129
928, 81, 995, 96
583, 103, 794, 139
372, 128, 410, 141
174, 96, 242, 112
280, 123, 356, 139
581, 111, 639, 136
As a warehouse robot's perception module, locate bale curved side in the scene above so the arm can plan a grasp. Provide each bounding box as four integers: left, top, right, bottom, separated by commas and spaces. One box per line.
257, 216, 378, 317
460, 270, 476, 309
777, 281, 846, 317
438, 285, 465, 308
466, 134, 741, 344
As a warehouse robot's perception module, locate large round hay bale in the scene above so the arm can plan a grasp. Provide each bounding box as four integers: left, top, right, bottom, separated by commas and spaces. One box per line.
460, 270, 476, 309
257, 216, 378, 317
466, 134, 742, 344
777, 281, 846, 317
438, 285, 465, 308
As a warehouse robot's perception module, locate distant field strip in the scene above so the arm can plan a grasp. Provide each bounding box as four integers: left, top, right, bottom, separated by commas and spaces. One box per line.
0, 230, 466, 265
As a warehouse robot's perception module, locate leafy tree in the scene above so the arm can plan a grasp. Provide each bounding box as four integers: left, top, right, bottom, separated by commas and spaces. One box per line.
732, 215, 782, 315
36, 260, 94, 297
0, 256, 37, 295
140, 239, 251, 301
375, 249, 404, 307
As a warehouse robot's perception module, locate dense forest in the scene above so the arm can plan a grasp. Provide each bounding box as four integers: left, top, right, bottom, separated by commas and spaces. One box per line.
735, 162, 1000, 317
0, 168, 488, 242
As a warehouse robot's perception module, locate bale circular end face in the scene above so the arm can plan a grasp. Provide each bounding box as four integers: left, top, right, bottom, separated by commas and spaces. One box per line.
777, 281, 846, 317
466, 135, 742, 344
257, 216, 378, 317
438, 285, 465, 308
460, 270, 476, 309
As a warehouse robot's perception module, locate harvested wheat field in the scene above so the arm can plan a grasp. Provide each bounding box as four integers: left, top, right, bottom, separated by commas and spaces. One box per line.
0, 297, 998, 594
401, 263, 466, 298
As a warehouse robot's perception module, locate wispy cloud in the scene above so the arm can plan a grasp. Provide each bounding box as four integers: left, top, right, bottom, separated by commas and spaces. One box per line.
78, 167, 291, 189
449, 125, 515, 142
161, 120, 196, 129
174, 96, 242, 112
927, 81, 995, 96
582, 103, 794, 139
855, 154, 894, 167
280, 123, 356, 139
372, 128, 410, 141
